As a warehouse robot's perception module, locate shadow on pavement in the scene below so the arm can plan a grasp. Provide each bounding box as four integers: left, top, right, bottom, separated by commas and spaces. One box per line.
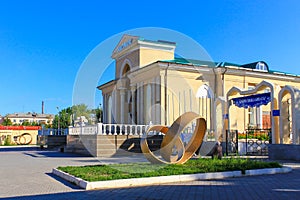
46, 173, 82, 190
0, 146, 40, 152
23, 151, 92, 158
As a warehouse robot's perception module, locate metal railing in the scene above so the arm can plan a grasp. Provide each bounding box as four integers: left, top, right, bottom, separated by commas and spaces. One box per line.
245, 128, 271, 155
38, 128, 68, 135
225, 128, 271, 156
225, 130, 238, 155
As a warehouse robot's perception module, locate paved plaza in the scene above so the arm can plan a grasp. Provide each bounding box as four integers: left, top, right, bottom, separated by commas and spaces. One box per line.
0, 146, 300, 200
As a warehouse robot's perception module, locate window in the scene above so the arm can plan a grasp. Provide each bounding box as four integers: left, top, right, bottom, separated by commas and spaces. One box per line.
247, 85, 263, 128
196, 84, 213, 98
255, 62, 268, 71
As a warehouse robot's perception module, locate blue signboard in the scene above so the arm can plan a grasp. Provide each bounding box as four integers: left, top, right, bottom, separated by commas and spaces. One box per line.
231, 92, 271, 108
272, 110, 280, 116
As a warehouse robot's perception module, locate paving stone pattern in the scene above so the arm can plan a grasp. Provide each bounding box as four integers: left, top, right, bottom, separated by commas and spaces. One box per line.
0, 146, 300, 200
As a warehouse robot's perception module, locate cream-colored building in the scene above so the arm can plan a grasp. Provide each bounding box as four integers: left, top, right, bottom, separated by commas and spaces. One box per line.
6, 112, 54, 125
98, 34, 300, 145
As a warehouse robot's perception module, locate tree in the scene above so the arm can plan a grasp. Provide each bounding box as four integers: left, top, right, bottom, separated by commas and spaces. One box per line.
52, 107, 72, 129
72, 104, 91, 120
94, 106, 103, 123
52, 104, 94, 129
2, 118, 12, 126
21, 121, 31, 126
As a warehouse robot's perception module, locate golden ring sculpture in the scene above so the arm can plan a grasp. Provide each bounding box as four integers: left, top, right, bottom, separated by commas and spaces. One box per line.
141, 112, 206, 164
17, 133, 33, 145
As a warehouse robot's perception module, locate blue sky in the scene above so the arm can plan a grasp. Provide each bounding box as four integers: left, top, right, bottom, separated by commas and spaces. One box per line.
1, 0, 300, 115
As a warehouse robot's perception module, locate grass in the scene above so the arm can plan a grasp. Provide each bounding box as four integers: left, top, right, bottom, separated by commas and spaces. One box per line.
57, 158, 281, 182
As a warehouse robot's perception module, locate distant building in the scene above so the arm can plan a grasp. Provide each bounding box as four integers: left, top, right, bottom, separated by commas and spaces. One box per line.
5, 112, 54, 125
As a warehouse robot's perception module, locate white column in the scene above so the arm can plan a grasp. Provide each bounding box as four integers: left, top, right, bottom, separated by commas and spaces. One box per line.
131, 86, 136, 124
151, 81, 155, 124
120, 89, 126, 124
155, 76, 161, 124
137, 83, 140, 124
103, 94, 106, 123
113, 90, 118, 123
140, 82, 144, 124
97, 122, 103, 135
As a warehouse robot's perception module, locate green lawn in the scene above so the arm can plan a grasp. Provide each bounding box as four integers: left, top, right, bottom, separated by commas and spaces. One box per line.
57, 158, 281, 182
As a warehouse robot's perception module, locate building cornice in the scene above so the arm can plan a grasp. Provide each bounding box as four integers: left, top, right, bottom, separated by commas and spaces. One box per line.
225, 67, 300, 81
97, 79, 117, 90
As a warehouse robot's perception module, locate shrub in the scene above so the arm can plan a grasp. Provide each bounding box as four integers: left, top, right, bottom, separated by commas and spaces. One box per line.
4, 136, 11, 146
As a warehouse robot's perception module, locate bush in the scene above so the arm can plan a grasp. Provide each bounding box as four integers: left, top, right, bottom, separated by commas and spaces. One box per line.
4, 136, 11, 146
238, 133, 269, 141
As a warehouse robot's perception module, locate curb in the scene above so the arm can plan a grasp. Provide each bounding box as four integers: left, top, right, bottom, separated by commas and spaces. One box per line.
52, 167, 292, 190
244, 167, 292, 176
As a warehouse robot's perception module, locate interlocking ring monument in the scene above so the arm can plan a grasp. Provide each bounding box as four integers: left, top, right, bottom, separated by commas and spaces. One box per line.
141, 112, 206, 164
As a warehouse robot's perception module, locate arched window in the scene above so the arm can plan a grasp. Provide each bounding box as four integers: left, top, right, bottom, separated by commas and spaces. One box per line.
122, 64, 130, 76
256, 62, 268, 71
196, 84, 213, 98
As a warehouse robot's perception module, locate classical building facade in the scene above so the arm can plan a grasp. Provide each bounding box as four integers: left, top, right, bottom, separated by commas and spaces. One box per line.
98, 34, 300, 145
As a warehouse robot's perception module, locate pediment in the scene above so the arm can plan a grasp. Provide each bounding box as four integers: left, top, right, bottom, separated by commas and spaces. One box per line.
112, 34, 139, 58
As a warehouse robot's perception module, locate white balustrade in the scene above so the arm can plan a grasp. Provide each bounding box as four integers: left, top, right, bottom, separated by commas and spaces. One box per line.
68, 123, 152, 136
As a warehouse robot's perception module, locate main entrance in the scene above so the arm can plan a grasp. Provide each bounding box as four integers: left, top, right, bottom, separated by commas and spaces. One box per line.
225, 81, 275, 155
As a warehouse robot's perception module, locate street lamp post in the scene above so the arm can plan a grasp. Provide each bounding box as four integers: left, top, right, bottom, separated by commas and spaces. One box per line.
99, 103, 102, 123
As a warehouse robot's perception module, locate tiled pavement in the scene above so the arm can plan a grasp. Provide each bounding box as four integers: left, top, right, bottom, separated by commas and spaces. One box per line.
0, 146, 300, 200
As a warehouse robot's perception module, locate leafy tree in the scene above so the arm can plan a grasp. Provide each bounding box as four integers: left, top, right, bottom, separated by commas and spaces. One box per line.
21, 121, 31, 126
2, 118, 12, 126
52, 104, 92, 128
72, 104, 91, 120
31, 121, 40, 126
94, 106, 103, 123
52, 108, 72, 129
21, 121, 40, 126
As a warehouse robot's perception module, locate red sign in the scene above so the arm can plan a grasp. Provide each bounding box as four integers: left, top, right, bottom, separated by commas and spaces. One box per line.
0, 126, 41, 130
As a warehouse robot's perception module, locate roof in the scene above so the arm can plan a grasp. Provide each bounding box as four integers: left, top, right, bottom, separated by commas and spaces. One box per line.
239, 61, 268, 70
112, 35, 176, 58
98, 56, 300, 91
160, 57, 217, 67
97, 79, 117, 90
159, 58, 299, 77
6, 113, 54, 118
138, 37, 176, 46
160, 57, 241, 68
